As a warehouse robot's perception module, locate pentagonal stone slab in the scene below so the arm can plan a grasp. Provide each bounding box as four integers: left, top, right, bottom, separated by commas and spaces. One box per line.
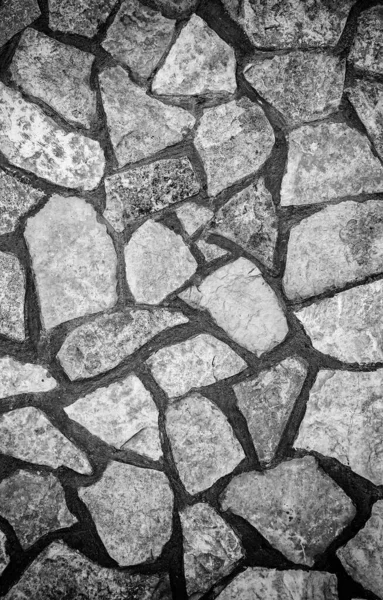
0, 171, 44, 235
349, 7, 383, 76
0, 252, 25, 341
0, 356, 56, 399
48, 0, 116, 37
347, 79, 383, 161
0, 0, 40, 48
176, 202, 213, 236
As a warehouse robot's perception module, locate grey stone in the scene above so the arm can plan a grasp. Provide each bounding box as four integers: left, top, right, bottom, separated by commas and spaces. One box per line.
0, 531, 8, 576
0, 0, 40, 48
220, 456, 356, 566
104, 157, 200, 232
57, 308, 188, 380
152, 0, 199, 18
100, 67, 195, 168
152, 14, 236, 96
25, 195, 117, 330
48, 0, 116, 37
0, 171, 44, 235
176, 202, 213, 236
233, 357, 307, 464
180, 257, 288, 355
347, 79, 383, 161
147, 334, 246, 397
280, 122, 383, 206
0, 251, 25, 341
196, 240, 228, 261
166, 393, 245, 494
79, 462, 173, 566
0, 356, 57, 398
349, 7, 383, 76
195, 98, 274, 196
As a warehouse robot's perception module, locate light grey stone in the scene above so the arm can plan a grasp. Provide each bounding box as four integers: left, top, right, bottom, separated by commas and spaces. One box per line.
349, 7, 383, 76
48, 0, 116, 37
0, 531, 8, 576
79, 462, 173, 566
180, 257, 288, 355
0, 251, 25, 341
0, 0, 40, 48
0, 356, 57, 398
220, 456, 356, 566
0, 171, 44, 235
25, 195, 117, 330
196, 240, 228, 261
195, 99, 274, 196
176, 202, 213, 236
100, 67, 195, 168
347, 79, 383, 161
147, 333, 246, 397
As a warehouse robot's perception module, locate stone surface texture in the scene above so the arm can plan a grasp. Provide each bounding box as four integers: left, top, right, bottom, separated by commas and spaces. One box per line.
0, 531, 8, 576
347, 79, 383, 161
0, 171, 44, 235
0, 251, 25, 341
152, 0, 199, 18
0, 0, 40, 48
349, 7, 383, 76
196, 239, 228, 261
0, 356, 56, 398
176, 202, 213, 236
48, 0, 116, 37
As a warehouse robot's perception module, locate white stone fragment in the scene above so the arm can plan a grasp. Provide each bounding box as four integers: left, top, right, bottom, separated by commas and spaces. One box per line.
0, 357, 56, 399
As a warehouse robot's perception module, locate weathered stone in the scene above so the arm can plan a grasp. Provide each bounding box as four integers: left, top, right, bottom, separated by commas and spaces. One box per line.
104, 157, 200, 232
180, 257, 288, 355
0, 531, 8, 576
100, 67, 195, 168
280, 122, 383, 206
152, 0, 199, 18
196, 240, 228, 261
181, 503, 243, 597
0, 0, 40, 48
0, 171, 44, 235
58, 308, 187, 380
244, 52, 345, 127
233, 357, 307, 464
349, 7, 383, 76
347, 79, 383, 161
195, 99, 274, 196
0, 251, 25, 341
147, 334, 246, 397
220, 456, 355, 566
0, 356, 56, 398
48, 0, 116, 37
166, 393, 244, 494
25, 195, 117, 330
176, 202, 213, 236
124, 220, 197, 304
79, 462, 173, 565
152, 15, 236, 96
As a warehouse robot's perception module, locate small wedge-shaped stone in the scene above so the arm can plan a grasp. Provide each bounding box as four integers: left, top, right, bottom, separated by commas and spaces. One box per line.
0, 171, 44, 235
100, 67, 195, 168
48, 0, 116, 37
197, 240, 228, 262
347, 79, 383, 161
0, 83, 104, 189
0, 531, 8, 576
281, 122, 383, 206
181, 503, 243, 597
220, 456, 355, 566
195, 99, 274, 196
79, 462, 173, 565
0, 356, 56, 398
0, 252, 25, 341
180, 258, 288, 355
147, 334, 246, 397
152, 14, 236, 96
176, 202, 213, 236
0, 0, 40, 47
349, 7, 383, 76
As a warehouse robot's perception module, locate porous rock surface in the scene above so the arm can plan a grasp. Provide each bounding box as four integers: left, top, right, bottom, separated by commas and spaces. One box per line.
0, 356, 57, 398
347, 78, 383, 161
0, 251, 25, 341
0, 171, 44, 235
0, 0, 40, 48
48, 0, 116, 37
349, 6, 383, 76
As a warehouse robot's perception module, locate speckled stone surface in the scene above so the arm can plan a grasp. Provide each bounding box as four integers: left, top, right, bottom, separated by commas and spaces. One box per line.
0, 356, 57, 399
48, 0, 116, 37
0, 171, 44, 235
347, 79, 383, 161
349, 6, 383, 76
0, 251, 25, 341
0, 0, 40, 48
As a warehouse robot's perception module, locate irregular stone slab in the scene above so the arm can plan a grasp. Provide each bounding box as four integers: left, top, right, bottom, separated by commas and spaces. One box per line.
125, 220, 197, 304
195, 99, 274, 196
58, 308, 187, 380
233, 357, 307, 464
0, 252, 25, 341
79, 462, 173, 565
147, 334, 246, 397
166, 393, 244, 493
152, 14, 236, 96
48, 0, 116, 37
196, 240, 228, 261
0, 531, 8, 576
176, 202, 213, 236
220, 456, 356, 566
349, 7, 383, 76
280, 122, 383, 206
152, 0, 199, 18
25, 195, 117, 330
104, 157, 200, 232
100, 67, 195, 168
0, 0, 40, 48
0, 356, 56, 398
347, 79, 383, 161
0, 171, 44, 235
180, 258, 288, 355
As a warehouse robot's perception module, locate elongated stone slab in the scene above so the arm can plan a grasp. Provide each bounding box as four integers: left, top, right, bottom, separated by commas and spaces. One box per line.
347, 79, 383, 161
0, 0, 40, 48
0, 252, 25, 341
0, 356, 56, 398
0, 171, 44, 235
48, 0, 116, 37
349, 7, 383, 76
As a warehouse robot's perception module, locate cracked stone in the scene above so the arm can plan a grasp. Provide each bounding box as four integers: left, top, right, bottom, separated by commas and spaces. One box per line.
195, 99, 274, 196
166, 393, 245, 494
176, 202, 213, 236
100, 66, 195, 168
79, 462, 173, 566
0, 356, 57, 399
48, 0, 116, 37
347, 79, 383, 161
0, 0, 40, 48
147, 334, 246, 397
104, 157, 200, 232
220, 456, 356, 566
180, 257, 288, 355
280, 122, 383, 206
25, 195, 117, 330
349, 7, 383, 76
0, 531, 8, 576
196, 240, 228, 262
0, 251, 25, 341
0, 171, 44, 235
152, 14, 236, 96
233, 357, 307, 465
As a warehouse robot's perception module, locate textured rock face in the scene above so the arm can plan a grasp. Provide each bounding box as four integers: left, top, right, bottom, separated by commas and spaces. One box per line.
0, 252, 25, 341
194, 99, 274, 196
197, 240, 228, 261
48, 0, 116, 37
0, 357, 57, 398
79, 462, 173, 565
152, 15, 236, 96
0, 531, 8, 575
0, 0, 40, 48
0, 171, 44, 235
221, 456, 356, 566
349, 7, 383, 76
347, 79, 383, 160
176, 202, 213, 236
152, 0, 199, 18
25, 195, 117, 330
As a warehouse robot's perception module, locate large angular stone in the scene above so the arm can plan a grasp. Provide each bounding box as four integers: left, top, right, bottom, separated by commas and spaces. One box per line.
176, 202, 213, 236
79, 462, 173, 565
0, 0, 40, 48
0, 356, 57, 398
0, 531, 8, 576
48, 0, 116, 37
0, 252, 25, 341
195, 99, 274, 196
220, 456, 356, 566
147, 334, 246, 397
347, 79, 383, 161
180, 257, 288, 355
0, 171, 44, 235
0, 83, 104, 190
100, 67, 195, 168
349, 7, 383, 76
25, 195, 117, 330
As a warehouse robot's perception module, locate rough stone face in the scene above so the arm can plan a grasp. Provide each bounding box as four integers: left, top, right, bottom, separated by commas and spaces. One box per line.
349, 7, 383, 76
0, 356, 57, 398
0, 252, 25, 341
347, 79, 383, 161
233, 357, 307, 464
147, 334, 246, 397
0, 531, 8, 576
0, 0, 40, 48
152, 0, 199, 18
57, 308, 188, 380
100, 67, 195, 168
166, 393, 245, 494
280, 122, 383, 206
0, 82, 105, 190
104, 158, 200, 232
48, 0, 116, 37
180, 258, 288, 355
124, 220, 197, 304
79, 462, 173, 565
25, 195, 117, 330
176, 202, 213, 236
0, 171, 44, 235
196, 240, 228, 261
195, 99, 274, 196
220, 456, 356, 566
152, 14, 236, 96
